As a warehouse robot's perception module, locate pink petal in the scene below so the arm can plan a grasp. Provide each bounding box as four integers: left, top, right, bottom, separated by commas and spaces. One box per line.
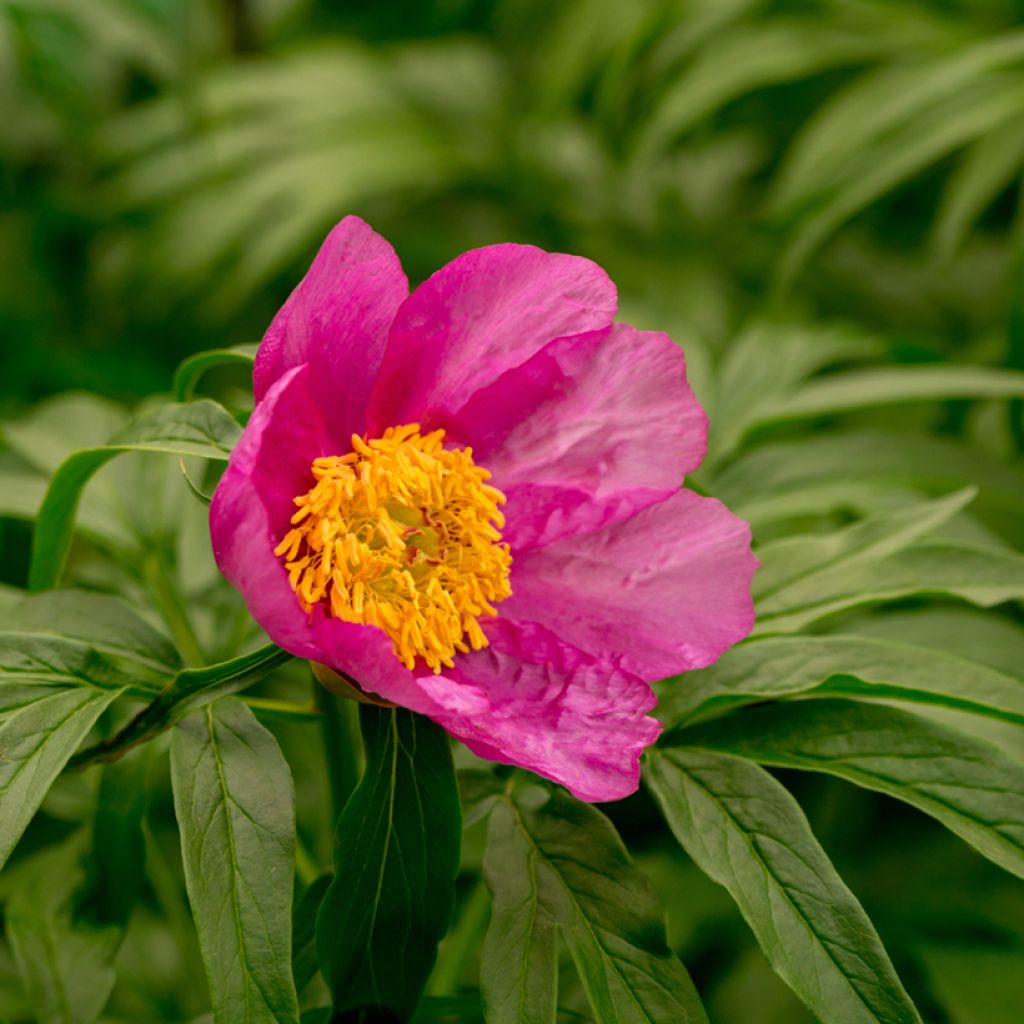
441, 323, 707, 549
253, 216, 408, 440
367, 243, 616, 431
503, 489, 758, 680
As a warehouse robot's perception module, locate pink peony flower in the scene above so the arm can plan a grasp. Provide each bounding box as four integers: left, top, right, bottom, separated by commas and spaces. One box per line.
210, 217, 757, 802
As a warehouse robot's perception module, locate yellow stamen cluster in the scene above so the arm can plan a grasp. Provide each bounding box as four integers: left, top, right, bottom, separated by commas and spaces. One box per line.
274, 424, 512, 673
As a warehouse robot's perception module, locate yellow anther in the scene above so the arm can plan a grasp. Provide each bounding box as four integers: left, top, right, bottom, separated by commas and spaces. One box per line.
277, 424, 511, 673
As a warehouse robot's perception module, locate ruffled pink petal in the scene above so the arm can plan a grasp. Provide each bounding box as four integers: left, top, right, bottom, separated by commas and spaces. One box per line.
366, 243, 616, 431
253, 216, 408, 440
503, 489, 758, 680
440, 323, 707, 549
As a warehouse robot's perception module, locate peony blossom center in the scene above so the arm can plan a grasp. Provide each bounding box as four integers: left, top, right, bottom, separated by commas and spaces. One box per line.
274, 423, 512, 673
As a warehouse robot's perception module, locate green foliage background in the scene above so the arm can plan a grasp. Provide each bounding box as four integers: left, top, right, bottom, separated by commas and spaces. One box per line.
2, 1, 1024, 1022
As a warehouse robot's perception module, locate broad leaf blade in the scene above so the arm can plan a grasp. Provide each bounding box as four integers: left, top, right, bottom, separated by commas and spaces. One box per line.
171, 698, 299, 1024
646, 749, 922, 1024
29, 399, 241, 591
482, 788, 708, 1024
316, 706, 461, 1023
674, 699, 1024, 879
0, 687, 122, 870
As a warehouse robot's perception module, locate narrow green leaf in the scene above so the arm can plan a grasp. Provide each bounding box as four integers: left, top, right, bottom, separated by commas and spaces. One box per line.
659, 634, 1024, 731
0, 687, 122, 870
673, 699, 1024, 880
756, 540, 1024, 633
316, 706, 461, 1022
754, 489, 974, 603
173, 344, 258, 401
482, 787, 707, 1024
646, 748, 922, 1024
756, 366, 1024, 427
171, 698, 300, 1024
28, 399, 241, 591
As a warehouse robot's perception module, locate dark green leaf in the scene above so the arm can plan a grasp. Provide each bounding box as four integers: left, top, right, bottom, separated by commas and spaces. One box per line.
171, 698, 300, 1024
646, 748, 921, 1024
673, 699, 1024, 879
0, 687, 122, 870
316, 706, 461, 1023
482, 787, 707, 1024
28, 399, 241, 591
659, 633, 1024, 731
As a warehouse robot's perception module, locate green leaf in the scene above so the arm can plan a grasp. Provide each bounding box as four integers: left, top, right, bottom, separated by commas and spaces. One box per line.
0, 686, 122, 870
755, 540, 1024, 633
659, 634, 1024, 731
170, 698, 300, 1024
28, 399, 241, 591
646, 748, 922, 1024
173, 344, 258, 401
316, 706, 461, 1022
481, 787, 707, 1024
918, 945, 1024, 1024
3, 589, 181, 673
672, 699, 1024, 880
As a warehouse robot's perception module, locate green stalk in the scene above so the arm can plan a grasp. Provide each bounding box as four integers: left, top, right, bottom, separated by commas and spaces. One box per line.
427, 877, 492, 997
142, 552, 206, 667
315, 681, 363, 823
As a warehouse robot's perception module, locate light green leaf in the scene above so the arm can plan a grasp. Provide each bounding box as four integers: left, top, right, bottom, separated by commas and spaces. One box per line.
482, 787, 707, 1024
0, 687, 122, 870
672, 699, 1024, 880
28, 399, 241, 591
756, 540, 1024, 633
171, 698, 299, 1024
659, 633, 1024, 731
646, 748, 922, 1024
918, 945, 1024, 1024
173, 344, 258, 402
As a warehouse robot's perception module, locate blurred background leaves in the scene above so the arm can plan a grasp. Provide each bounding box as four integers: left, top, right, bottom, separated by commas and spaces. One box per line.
2, 0, 1024, 1021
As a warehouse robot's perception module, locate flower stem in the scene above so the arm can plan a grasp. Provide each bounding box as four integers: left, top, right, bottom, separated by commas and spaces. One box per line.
315, 680, 363, 823
142, 552, 206, 667
427, 876, 491, 996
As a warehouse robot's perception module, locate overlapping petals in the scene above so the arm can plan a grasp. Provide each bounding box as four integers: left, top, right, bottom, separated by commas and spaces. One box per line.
212, 216, 757, 801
